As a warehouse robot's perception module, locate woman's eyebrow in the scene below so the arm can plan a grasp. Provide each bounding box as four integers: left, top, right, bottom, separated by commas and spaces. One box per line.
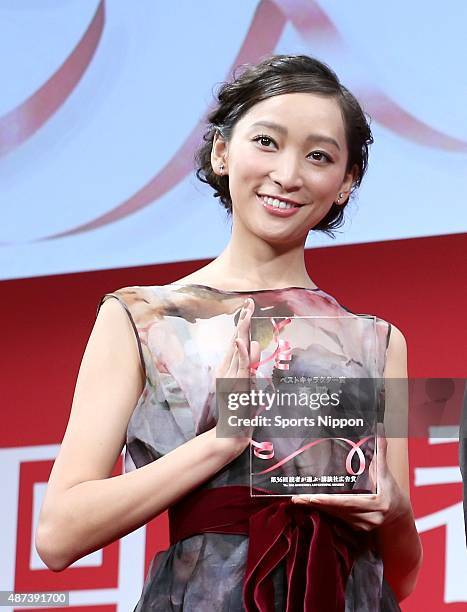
249, 120, 341, 151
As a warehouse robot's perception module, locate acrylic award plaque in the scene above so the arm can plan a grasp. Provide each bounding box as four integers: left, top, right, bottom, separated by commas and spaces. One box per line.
247, 315, 381, 497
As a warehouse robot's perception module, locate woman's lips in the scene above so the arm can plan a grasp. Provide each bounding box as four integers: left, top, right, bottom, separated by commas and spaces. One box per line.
256, 194, 302, 217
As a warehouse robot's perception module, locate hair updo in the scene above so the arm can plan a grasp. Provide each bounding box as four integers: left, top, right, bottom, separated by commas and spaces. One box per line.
194, 54, 373, 238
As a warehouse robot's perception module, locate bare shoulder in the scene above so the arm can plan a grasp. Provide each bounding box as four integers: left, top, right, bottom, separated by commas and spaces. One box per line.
385, 322, 408, 378
388, 323, 408, 349
382, 322, 410, 493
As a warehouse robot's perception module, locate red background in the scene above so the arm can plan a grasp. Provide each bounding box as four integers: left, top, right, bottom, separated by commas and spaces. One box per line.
2, 232, 466, 610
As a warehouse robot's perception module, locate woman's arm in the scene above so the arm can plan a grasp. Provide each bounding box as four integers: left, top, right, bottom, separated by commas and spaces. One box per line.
373, 324, 423, 601
35, 298, 247, 572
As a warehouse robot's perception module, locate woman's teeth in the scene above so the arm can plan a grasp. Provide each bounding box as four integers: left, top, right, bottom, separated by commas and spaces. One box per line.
260, 195, 299, 210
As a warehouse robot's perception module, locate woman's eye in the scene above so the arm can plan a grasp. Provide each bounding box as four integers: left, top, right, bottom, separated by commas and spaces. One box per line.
252, 137, 332, 163
252, 134, 276, 148
309, 151, 332, 163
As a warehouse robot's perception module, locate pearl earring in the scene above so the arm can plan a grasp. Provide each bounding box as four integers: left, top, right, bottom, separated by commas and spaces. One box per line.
336, 192, 344, 204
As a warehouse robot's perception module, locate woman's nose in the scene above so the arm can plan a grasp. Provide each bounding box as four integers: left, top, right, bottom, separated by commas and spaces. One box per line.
269, 154, 304, 191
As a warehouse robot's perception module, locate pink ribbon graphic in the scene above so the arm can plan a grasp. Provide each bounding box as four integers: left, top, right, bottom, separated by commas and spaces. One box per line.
250, 316, 292, 375
251, 440, 275, 460
253, 436, 371, 477
11, 0, 463, 243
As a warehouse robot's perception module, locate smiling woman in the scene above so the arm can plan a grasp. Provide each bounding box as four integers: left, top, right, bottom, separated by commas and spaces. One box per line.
211, 92, 357, 246
195, 54, 373, 240
36, 54, 422, 612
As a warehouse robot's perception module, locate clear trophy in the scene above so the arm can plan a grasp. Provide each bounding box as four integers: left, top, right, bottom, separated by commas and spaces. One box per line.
246, 315, 381, 497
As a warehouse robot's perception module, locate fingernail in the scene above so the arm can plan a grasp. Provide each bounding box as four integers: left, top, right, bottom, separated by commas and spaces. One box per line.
244, 298, 250, 306
291, 497, 305, 504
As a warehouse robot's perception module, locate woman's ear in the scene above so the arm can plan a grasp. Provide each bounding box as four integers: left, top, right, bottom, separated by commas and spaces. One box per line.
211, 130, 229, 176
337, 164, 359, 204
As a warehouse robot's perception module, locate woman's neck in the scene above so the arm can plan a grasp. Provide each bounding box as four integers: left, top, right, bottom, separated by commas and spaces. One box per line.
192, 236, 317, 291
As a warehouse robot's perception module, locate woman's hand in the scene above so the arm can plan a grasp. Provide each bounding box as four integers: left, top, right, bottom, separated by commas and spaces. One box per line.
291, 426, 412, 531
213, 297, 261, 457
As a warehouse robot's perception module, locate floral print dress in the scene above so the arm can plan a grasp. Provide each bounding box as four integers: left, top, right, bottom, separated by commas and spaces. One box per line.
97, 283, 401, 611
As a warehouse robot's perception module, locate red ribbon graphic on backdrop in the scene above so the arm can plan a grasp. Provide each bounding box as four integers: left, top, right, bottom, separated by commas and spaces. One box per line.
0, 1, 105, 158
3, 0, 466, 243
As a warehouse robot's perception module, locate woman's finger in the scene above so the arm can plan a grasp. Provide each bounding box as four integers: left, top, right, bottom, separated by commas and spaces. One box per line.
291, 493, 379, 511
226, 301, 251, 373
228, 343, 239, 376
249, 340, 261, 374
216, 327, 237, 378
237, 298, 253, 348
236, 338, 250, 376
291, 501, 385, 531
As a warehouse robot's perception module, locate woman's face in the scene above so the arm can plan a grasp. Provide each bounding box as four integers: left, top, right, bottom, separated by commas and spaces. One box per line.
212, 92, 357, 245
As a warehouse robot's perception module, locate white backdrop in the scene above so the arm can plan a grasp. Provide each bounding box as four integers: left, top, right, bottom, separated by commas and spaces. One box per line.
1, 0, 466, 279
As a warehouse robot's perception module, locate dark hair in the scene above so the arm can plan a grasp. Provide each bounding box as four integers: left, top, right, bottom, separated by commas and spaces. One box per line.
195, 54, 373, 238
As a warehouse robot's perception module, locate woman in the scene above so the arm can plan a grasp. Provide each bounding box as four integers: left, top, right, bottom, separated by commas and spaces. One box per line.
36, 54, 422, 610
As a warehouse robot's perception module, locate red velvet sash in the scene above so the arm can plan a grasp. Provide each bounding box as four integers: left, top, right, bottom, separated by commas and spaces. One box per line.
169, 485, 366, 611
